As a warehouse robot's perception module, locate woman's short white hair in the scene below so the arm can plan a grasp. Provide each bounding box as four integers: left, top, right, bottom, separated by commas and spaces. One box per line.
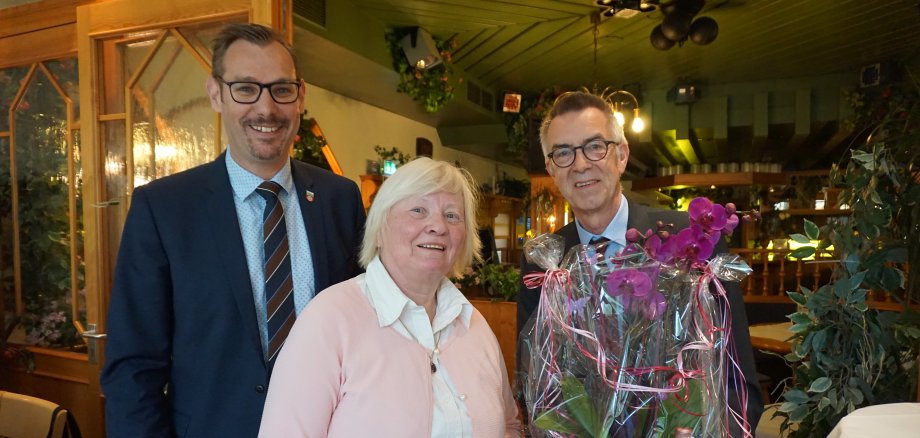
359, 157, 482, 278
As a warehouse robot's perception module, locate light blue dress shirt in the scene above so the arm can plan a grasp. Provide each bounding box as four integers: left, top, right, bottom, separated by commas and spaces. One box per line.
225, 150, 315, 358
576, 192, 629, 256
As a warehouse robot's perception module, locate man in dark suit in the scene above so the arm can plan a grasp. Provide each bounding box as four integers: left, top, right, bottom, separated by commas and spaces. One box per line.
101, 23, 365, 437
516, 91, 763, 435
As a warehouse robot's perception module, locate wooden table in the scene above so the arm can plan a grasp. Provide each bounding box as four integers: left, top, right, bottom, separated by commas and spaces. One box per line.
749, 322, 793, 354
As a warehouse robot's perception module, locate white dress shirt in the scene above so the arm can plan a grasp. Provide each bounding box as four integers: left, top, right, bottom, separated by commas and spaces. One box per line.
357, 256, 475, 438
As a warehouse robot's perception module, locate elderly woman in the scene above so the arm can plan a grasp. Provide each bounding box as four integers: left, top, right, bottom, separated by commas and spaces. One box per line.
259, 157, 521, 437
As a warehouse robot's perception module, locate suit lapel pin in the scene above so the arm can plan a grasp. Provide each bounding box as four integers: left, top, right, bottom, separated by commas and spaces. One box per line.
305, 190, 315, 202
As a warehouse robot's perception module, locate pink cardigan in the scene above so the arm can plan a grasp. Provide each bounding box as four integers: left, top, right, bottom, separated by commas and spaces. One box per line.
258, 279, 522, 437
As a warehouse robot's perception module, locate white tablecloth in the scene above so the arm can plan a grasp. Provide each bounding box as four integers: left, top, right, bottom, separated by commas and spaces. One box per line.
827, 403, 920, 438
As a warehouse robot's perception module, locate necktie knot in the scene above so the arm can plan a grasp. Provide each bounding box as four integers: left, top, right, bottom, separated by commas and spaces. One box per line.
256, 181, 283, 200
589, 236, 610, 245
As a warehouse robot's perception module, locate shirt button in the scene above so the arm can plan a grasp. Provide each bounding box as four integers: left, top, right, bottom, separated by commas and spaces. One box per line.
255, 385, 266, 393
433, 348, 440, 355
459, 394, 466, 401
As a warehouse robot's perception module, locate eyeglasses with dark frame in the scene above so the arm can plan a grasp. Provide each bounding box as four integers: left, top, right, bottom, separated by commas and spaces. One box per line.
215, 77, 302, 104
546, 139, 618, 168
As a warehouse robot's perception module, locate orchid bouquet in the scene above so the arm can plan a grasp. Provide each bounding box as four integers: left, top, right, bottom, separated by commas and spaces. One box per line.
520, 198, 755, 437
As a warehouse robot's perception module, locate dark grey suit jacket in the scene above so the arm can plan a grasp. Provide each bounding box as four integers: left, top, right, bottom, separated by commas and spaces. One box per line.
516, 196, 764, 435
101, 153, 366, 438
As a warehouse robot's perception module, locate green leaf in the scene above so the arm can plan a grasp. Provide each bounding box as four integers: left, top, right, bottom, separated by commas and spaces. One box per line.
844, 253, 861, 275
789, 247, 816, 259
659, 379, 706, 433
833, 272, 866, 299
851, 151, 873, 165
809, 377, 833, 393
789, 405, 809, 422
560, 375, 600, 436
869, 189, 883, 205
533, 410, 582, 435
783, 389, 810, 403
811, 330, 828, 352
879, 266, 905, 291
790, 233, 811, 244
846, 386, 864, 405
846, 289, 867, 305
789, 313, 812, 325
789, 323, 811, 334
777, 402, 798, 413
787, 291, 807, 306
803, 219, 820, 240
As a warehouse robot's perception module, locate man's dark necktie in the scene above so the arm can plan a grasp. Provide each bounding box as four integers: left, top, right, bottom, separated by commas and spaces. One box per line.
255, 181, 296, 361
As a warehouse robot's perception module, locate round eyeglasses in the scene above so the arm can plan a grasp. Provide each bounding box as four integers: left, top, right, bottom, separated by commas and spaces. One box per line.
216, 77, 302, 104
546, 140, 617, 168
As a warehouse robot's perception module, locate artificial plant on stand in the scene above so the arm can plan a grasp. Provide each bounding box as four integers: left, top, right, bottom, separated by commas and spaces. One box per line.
776, 70, 920, 437
291, 112, 331, 170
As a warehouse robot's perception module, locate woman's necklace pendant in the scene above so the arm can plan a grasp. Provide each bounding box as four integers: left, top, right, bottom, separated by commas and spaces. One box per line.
430, 360, 437, 373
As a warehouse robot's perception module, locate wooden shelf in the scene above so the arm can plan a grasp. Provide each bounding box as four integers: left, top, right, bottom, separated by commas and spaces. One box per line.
761, 208, 851, 216
781, 208, 851, 216
631, 172, 788, 191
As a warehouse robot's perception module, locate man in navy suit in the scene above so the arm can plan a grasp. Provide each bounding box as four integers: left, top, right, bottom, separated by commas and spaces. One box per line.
101, 23, 365, 437
516, 91, 763, 436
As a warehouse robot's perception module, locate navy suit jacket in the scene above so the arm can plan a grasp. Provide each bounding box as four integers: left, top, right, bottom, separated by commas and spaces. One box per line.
516, 196, 764, 435
101, 153, 365, 438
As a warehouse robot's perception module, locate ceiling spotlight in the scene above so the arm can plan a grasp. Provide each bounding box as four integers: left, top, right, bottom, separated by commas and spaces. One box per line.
649, 0, 719, 50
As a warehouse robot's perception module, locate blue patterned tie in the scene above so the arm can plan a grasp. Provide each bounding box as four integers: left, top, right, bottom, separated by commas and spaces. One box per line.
255, 181, 296, 361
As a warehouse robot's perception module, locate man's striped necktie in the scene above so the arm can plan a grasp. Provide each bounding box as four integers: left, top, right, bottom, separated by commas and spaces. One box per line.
255, 181, 296, 361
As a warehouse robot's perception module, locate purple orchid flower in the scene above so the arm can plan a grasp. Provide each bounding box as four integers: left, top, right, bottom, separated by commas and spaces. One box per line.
663, 228, 715, 263
688, 197, 728, 234
606, 269, 653, 299
605, 268, 667, 319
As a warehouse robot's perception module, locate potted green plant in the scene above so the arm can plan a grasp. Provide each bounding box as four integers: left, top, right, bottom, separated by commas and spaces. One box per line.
478, 263, 520, 302
776, 77, 920, 437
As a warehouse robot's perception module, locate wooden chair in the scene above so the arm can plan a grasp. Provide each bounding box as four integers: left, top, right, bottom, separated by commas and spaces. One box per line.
0, 391, 69, 438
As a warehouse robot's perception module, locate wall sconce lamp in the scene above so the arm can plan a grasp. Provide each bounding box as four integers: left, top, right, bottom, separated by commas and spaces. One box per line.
398, 27, 442, 70
606, 89, 645, 133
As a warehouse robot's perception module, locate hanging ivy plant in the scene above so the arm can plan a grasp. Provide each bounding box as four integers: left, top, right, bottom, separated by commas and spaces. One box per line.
504, 86, 565, 163
385, 28, 458, 113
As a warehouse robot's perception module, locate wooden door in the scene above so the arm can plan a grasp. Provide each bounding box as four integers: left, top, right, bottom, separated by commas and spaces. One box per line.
75, 0, 288, 434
